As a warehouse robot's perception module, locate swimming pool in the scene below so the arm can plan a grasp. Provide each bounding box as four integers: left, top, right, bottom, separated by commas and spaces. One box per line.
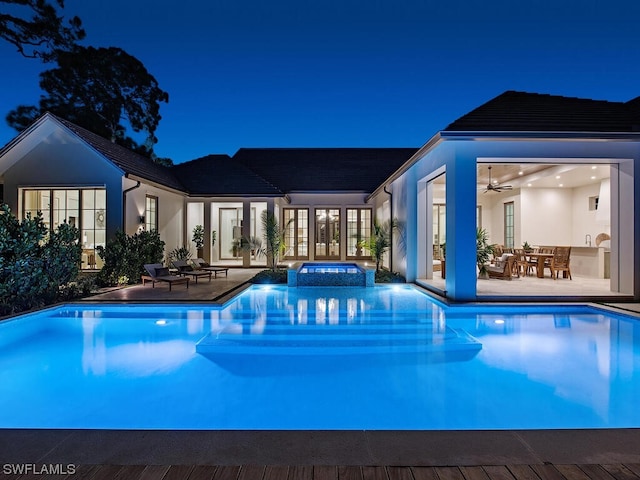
1, 284, 639, 430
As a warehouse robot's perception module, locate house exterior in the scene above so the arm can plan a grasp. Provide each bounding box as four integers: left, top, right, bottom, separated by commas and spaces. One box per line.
0, 112, 415, 270
0, 91, 638, 301
369, 91, 640, 301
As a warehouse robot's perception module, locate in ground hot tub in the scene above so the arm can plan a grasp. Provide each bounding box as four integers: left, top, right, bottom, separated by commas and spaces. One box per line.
288, 262, 375, 287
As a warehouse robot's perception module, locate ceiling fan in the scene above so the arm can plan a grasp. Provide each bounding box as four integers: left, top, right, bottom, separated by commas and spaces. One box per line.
483, 166, 513, 193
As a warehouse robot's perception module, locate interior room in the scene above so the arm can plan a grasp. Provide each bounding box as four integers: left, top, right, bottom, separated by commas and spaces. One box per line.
420, 162, 625, 297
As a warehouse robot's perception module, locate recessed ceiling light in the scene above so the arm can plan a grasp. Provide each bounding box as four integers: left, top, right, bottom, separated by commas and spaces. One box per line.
493, 180, 498, 184
591, 166, 597, 170
518, 171, 523, 175
559, 183, 564, 187
527, 183, 532, 187
555, 175, 561, 179
591, 176, 596, 180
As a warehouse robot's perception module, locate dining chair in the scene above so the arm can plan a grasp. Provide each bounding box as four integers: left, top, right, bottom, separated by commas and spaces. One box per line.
546, 246, 572, 280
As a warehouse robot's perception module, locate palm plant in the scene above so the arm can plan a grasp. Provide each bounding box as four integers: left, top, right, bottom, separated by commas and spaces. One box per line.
476, 227, 494, 276
366, 218, 402, 273
253, 211, 292, 271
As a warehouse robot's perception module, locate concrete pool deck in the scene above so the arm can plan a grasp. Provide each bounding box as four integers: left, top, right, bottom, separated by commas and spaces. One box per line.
1, 428, 640, 467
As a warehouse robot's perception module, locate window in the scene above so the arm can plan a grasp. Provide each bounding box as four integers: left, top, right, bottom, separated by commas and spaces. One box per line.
22, 188, 106, 269
145, 195, 158, 232
432, 204, 446, 247
504, 201, 514, 248
219, 207, 243, 260
346, 208, 371, 258
315, 208, 340, 258
283, 208, 309, 259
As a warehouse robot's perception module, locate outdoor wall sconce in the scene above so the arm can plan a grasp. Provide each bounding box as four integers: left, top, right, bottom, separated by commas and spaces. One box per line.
138, 215, 145, 225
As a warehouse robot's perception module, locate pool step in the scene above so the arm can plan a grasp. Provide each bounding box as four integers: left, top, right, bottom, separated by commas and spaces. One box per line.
195, 326, 482, 356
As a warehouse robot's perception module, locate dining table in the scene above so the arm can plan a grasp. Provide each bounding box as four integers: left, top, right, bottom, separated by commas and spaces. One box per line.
525, 252, 554, 278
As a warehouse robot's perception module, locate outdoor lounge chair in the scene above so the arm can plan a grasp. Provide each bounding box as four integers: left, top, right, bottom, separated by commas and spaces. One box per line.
172, 259, 213, 283
486, 254, 517, 280
142, 263, 190, 291
192, 258, 229, 277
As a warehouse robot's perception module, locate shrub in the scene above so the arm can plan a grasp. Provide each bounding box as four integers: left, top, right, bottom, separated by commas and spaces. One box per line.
375, 269, 406, 283
96, 230, 164, 286
0, 204, 81, 315
250, 269, 288, 284
168, 245, 192, 263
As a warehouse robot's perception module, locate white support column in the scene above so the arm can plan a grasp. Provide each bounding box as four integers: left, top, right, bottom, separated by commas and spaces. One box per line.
420, 180, 433, 279
445, 154, 477, 300
403, 171, 418, 282
242, 200, 251, 268
203, 201, 212, 263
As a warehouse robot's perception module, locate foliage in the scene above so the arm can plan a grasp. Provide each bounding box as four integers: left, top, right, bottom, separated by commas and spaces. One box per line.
0, 0, 84, 62
211, 230, 217, 247
0, 203, 81, 315
96, 230, 164, 286
476, 227, 495, 276
250, 269, 287, 284
365, 218, 403, 273
374, 269, 406, 283
522, 240, 532, 252
57, 273, 97, 301
6, 46, 170, 160
192, 225, 204, 249
168, 246, 192, 263
252, 211, 293, 271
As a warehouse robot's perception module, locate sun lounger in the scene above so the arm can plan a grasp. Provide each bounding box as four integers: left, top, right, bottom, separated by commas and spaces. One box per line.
142, 263, 190, 291
172, 259, 213, 283
192, 258, 229, 277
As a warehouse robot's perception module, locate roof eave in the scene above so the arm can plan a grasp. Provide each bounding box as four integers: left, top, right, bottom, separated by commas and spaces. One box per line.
366, 129, 640, 201
439, 130, 640, 141
366, 132, 445, 201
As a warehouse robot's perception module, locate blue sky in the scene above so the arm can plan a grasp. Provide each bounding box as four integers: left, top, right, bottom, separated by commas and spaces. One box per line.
1, 0, 639, 163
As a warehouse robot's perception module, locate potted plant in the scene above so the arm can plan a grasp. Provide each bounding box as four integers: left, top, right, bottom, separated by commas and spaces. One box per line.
522, 241, 532, 253
192, 225, 205, 258
476, 227, 494, 279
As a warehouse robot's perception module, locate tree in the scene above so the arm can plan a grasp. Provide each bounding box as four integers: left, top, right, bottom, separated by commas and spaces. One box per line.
0, 0, 84, 61
6, 46, 170, 160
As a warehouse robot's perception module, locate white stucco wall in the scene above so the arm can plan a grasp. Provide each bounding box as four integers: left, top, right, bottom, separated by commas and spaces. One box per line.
126, 180, 184, 256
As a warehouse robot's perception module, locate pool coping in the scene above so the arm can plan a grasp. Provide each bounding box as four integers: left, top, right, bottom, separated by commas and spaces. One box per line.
2, 428, 640, 466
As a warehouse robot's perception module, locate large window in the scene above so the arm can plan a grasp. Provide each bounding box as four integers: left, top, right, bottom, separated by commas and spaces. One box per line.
219, 207, 243, 260
315, 208, 340, 258
346, 208, 371, 258
283, 208, 309, 260
145, 195, 158, 232
504, 201, 514, 249
433, 203, 446, 247
22, 188, 106, 270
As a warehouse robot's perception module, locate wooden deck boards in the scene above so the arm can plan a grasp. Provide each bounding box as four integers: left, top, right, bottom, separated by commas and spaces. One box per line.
17, 464, 638, 480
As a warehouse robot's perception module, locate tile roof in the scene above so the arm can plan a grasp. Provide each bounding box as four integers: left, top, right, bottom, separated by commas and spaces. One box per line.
54, 115, 186, 191
445, 91, 640, 133
232, 148, 419, 193
171, 155, 283, 196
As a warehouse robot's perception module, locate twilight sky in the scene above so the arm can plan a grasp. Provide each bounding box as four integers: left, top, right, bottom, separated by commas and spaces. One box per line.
1, 0, 639, 163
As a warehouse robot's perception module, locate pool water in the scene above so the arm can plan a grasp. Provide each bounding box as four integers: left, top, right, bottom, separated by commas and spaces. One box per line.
1, 285, 639, 430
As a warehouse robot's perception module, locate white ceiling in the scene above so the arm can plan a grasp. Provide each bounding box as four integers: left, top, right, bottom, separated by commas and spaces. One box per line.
481, 164, 611, 190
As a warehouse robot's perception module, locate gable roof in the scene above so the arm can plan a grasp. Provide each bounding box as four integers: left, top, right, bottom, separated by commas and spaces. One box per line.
171, 155, 283, 196
232, 148, 419, 192
445, 91, 640, 133
53, 115, 186, 191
